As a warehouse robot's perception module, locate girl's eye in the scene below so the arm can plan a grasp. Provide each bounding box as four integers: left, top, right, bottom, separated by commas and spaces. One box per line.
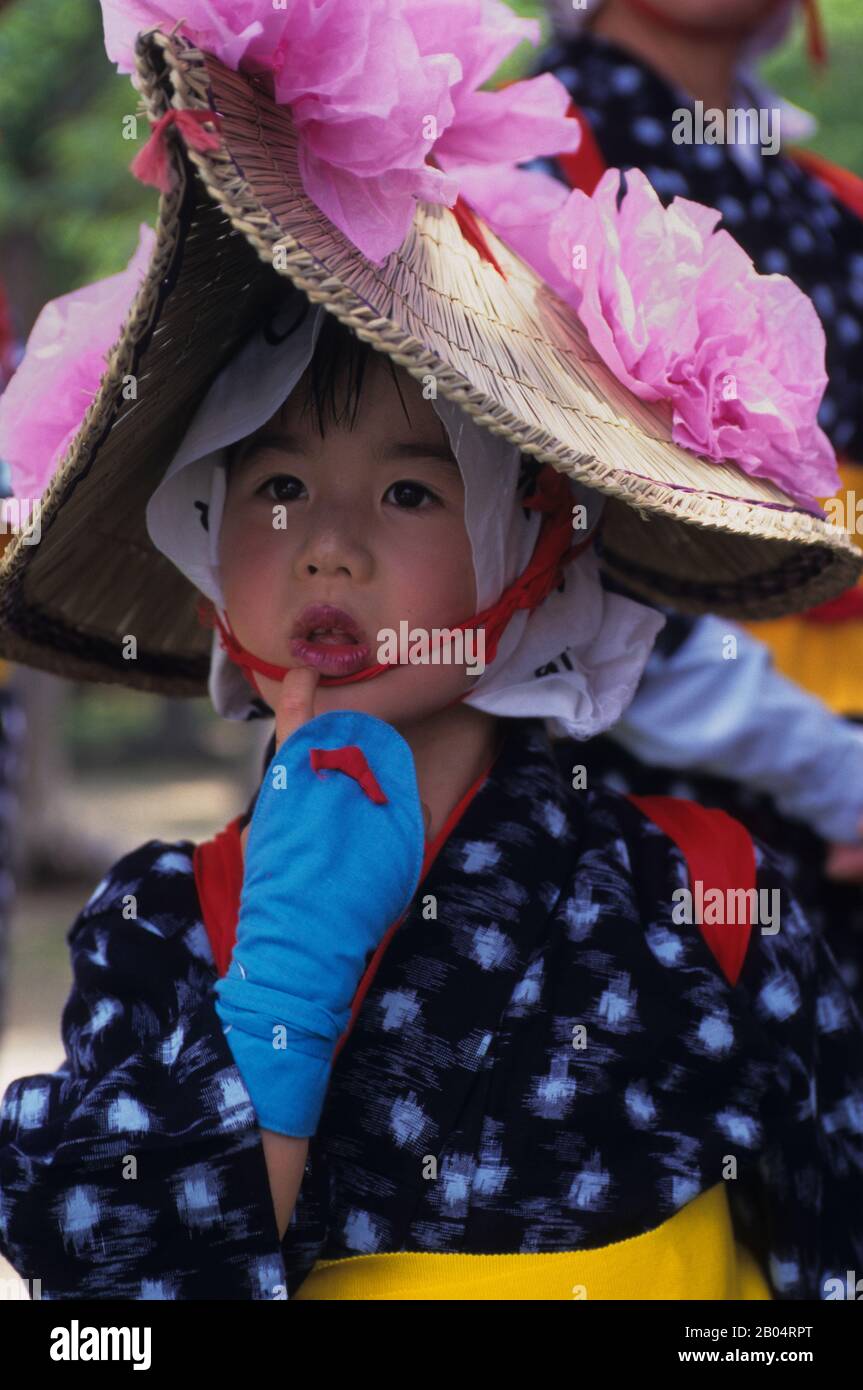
385, 480, 440, 509
256, 474, 306, 503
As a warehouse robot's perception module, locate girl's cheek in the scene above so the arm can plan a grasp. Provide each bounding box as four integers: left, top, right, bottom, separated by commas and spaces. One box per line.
221, 507, 279, 572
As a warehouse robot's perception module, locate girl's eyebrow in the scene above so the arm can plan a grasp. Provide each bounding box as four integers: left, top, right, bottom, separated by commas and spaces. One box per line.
237, 430, 459, 468
383, 441, 460, 469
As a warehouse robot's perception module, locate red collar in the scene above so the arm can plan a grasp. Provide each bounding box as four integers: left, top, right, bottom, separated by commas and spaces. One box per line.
193, 733, 506, 1062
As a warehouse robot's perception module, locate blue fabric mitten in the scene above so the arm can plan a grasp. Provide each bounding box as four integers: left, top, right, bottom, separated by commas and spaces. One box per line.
214, 710, 425, 1138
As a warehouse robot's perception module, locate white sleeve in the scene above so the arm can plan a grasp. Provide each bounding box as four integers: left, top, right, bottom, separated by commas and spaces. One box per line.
608, 613, 863, 844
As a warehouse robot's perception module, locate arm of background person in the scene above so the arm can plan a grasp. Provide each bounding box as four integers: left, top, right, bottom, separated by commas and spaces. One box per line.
608, 612, 863, 846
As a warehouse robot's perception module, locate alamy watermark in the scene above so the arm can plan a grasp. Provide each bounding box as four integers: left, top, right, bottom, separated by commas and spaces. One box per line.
0, 496, 41, 545
376, 622, 485, 676
0, 1275, 41, 1299
672, 881, 780, 934
824, 491, 863, 535
672, 101, 781, 157
49, 1320, 151, 1370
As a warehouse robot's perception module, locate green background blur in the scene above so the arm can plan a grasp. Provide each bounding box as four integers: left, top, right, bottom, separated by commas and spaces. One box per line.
1, 0, 860, 321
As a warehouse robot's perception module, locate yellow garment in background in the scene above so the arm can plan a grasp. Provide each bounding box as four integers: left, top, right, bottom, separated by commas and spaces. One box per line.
746, 461, 863, 715
292, 1182, 771, 1300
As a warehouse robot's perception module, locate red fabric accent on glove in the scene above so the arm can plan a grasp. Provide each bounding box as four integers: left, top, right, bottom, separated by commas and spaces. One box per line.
193, 742, 503, 1058
308, 745, 388, 804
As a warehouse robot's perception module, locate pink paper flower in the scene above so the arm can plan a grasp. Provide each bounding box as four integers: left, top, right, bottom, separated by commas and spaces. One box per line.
450, 161, 573, 296
548, 168, 838, 505
100, 0, 286, 76
0, 224, 156, 514
267, 0, 462, 262
100, 0, 580, 264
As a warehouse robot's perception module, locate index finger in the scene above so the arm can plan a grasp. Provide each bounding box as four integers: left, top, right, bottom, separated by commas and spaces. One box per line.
275, 665, 320, 748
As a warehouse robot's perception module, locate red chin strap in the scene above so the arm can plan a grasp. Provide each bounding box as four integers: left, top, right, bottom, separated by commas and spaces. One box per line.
622, 0, 826, 65
197, 463, 597, 700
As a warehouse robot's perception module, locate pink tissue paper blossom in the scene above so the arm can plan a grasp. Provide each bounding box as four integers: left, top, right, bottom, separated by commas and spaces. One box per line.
548, 167, 838, 506
449, 161, 573, 296
0, 224, 156, 515
99, 0, 580, 264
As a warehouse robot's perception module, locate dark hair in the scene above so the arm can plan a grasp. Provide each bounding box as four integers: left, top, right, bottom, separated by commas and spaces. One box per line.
261, 290, 412, 437
237, 285, 543, 496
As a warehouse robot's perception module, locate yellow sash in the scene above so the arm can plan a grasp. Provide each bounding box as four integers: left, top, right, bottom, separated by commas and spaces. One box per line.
292, 1182, 772, 1300
745, 460, 863, 715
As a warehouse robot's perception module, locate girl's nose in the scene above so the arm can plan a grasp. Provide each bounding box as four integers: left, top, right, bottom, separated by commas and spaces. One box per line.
292, 518, 373, 583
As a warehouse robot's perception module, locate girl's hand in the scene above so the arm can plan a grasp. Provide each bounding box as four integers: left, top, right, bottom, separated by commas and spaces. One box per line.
240, 667, 431, 860
241, 667, 320, 861
217, 697, 427, 1138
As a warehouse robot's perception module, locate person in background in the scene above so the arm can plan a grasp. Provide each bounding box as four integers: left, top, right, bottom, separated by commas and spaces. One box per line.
529, 0, 863, 987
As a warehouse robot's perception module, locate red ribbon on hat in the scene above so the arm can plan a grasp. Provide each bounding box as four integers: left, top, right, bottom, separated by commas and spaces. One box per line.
424, 150, 508, 282
131, 109, 223, 193
197, 463, 596, 695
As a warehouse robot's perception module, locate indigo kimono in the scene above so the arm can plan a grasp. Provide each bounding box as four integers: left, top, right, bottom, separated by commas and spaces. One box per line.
1, 718, 861, 1299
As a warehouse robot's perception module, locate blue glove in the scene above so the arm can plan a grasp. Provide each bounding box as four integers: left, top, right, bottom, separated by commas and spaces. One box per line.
214, 710, 425, 1137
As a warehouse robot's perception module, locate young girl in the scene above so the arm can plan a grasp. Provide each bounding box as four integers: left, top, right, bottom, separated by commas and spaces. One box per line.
0, 1, 861, 1301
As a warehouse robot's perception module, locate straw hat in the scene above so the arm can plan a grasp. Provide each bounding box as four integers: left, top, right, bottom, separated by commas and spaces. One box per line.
0, 24, 857, 697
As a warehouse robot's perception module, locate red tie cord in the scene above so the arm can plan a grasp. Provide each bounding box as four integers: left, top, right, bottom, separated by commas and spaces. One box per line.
131, 109, 223, 193
197, 463, 595, 692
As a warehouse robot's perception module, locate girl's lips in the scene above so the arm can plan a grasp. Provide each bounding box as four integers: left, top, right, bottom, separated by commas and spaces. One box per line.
292, 603, 368, 645
289, 636, 372, 676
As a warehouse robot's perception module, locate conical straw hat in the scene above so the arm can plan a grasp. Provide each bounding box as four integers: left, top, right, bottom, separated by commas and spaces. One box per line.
0, 27, 857, 696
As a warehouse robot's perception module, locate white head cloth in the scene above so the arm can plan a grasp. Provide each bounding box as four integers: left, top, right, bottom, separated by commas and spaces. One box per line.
146, 292, 664, 740
546, 0, 817, 145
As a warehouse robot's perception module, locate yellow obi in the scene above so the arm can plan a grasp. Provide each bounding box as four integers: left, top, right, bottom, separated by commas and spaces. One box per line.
745, 459, 863, 716
292, 1183, 772, 1300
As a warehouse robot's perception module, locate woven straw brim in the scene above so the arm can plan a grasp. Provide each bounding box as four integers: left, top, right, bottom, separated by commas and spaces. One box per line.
0, 28, 858, 697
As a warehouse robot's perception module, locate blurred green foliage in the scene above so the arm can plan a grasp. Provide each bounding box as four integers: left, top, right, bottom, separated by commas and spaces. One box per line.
0, 0, 859, 315
762, 0, 863, 172
0, 1, 157, 305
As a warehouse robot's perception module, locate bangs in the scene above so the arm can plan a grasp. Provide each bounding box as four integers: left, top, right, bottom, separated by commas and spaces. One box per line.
263, 294, 411, 437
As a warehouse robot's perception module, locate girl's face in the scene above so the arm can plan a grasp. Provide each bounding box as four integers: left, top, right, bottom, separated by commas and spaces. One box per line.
218, 355, 480, 729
